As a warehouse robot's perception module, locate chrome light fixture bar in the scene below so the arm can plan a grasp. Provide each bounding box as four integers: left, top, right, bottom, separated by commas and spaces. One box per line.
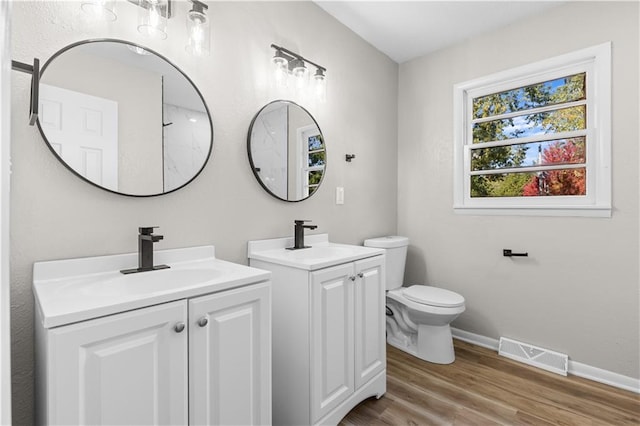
270, 44, 327, 101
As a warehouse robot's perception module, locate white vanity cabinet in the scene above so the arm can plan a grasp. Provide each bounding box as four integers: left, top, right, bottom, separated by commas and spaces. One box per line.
189, 282, 271, 426
40, 300, 189, 425
34, 246, 271, 426
248, 234, 386, 426
310, 256, 386, 422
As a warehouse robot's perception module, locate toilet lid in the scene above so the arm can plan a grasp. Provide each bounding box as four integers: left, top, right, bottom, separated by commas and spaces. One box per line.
402, 285, 465, 308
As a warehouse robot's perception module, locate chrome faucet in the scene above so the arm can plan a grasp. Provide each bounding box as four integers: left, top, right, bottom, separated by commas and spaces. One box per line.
120, 226, 170, 274
288, 220, 318, 250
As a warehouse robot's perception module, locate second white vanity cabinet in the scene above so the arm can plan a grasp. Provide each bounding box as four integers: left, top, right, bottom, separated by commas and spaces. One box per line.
249, 234, 386, 426
34, 246, 271, 426
309, 256, 386, 422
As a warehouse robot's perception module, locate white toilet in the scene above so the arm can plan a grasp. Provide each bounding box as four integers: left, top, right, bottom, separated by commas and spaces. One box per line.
364, 236, 465, 364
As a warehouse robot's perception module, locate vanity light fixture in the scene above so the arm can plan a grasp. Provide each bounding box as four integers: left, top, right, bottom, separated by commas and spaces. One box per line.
270, 44, 327, 102
81, 0, 210, 56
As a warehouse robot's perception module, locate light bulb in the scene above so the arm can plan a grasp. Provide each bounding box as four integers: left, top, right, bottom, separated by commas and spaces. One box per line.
186, 1, 210, 56
291, 59, 308, 91
272, 51, 289, 88
138, 0, 168, 40
149, 5, 161, 27
314, 68, 327, 103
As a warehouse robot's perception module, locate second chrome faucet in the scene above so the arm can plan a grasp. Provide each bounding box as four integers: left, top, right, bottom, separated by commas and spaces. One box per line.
288, 220, 318, 250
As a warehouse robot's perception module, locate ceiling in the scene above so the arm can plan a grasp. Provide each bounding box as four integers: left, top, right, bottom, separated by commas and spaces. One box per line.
314, 1, 566, 63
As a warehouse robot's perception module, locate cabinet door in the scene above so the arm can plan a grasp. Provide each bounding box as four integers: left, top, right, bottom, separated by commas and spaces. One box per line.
354, 256, 386, 388
48, 301, 188, 425
189, 282, 271, 426
310, 263, 355, 423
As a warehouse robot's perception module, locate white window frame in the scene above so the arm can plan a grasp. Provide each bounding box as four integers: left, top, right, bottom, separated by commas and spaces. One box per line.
296, 125, 324, 199
453, 42, 611, 217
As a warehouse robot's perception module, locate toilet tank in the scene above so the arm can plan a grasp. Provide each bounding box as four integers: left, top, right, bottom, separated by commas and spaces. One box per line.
363, 236, 409, 290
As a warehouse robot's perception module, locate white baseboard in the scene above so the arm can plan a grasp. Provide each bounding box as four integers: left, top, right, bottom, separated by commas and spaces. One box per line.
568, 360, 640, 394
451, 327, 499, 350
451, 328, 640, 394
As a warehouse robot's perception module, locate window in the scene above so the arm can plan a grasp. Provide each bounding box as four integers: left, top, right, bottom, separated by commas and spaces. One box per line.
296, 126, 325, 199
304, 133, 325, 195
453, 43, 611, 217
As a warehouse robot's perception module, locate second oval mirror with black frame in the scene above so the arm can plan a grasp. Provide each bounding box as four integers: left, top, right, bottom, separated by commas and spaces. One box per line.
247, 100, 326, 202
36, 39, 213, 197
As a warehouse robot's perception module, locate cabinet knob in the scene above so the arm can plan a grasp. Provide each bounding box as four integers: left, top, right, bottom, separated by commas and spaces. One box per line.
197, 317, 209, 327
357, 272, 364, 278
174, 322, 185, 333
350, 276, 356, 281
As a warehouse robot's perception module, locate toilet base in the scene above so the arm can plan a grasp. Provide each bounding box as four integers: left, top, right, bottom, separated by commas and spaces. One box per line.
386, 320, 456, 364
416, 324, 455, 364
385, 295, 461, 365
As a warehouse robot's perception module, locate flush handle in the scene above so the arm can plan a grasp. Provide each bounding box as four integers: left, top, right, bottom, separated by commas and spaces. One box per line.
174, 322, 185, 333
197, 317, 209, 327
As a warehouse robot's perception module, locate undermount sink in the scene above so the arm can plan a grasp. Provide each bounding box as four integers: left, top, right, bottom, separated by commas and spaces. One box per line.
286, 246, 355, 260
74, 268, 224, 297
34, 246, 270, 328
247, 234, 384, 270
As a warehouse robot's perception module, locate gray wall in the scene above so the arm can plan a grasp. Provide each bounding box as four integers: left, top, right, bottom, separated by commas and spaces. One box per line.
398, 1, 639, 379
10, 2, 398, 423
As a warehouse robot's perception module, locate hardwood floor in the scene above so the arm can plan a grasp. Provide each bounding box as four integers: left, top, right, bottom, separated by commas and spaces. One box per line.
341, 340, 640, 425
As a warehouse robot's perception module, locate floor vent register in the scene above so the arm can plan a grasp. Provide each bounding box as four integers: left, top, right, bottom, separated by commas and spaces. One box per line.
498, 336, 569, 376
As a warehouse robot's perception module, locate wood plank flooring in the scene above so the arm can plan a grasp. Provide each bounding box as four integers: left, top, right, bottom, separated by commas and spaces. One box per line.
340, 340, 640, 425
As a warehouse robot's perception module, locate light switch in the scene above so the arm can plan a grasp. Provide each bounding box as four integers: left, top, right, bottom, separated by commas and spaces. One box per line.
336, 187, 344, 205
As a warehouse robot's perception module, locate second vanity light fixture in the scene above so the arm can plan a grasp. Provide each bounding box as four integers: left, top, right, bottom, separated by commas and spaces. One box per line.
271, 44, 327, 102
80, 0, 211, 56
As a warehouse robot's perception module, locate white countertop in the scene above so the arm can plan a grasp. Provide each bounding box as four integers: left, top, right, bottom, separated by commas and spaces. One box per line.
247, 234, 384, 271
33, 246, 271, 328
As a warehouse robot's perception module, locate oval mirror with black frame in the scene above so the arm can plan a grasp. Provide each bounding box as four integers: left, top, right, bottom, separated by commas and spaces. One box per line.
247, 100, 326, 202
36, 39, 213, 197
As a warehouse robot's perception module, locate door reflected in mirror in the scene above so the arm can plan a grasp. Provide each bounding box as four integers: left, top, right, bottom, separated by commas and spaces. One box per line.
247, 100, 326, 202
37, 39, 213, 197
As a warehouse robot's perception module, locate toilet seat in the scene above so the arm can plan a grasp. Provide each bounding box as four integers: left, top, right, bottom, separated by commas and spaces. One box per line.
402, 285, 465, 308
387, 287, 466, 316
